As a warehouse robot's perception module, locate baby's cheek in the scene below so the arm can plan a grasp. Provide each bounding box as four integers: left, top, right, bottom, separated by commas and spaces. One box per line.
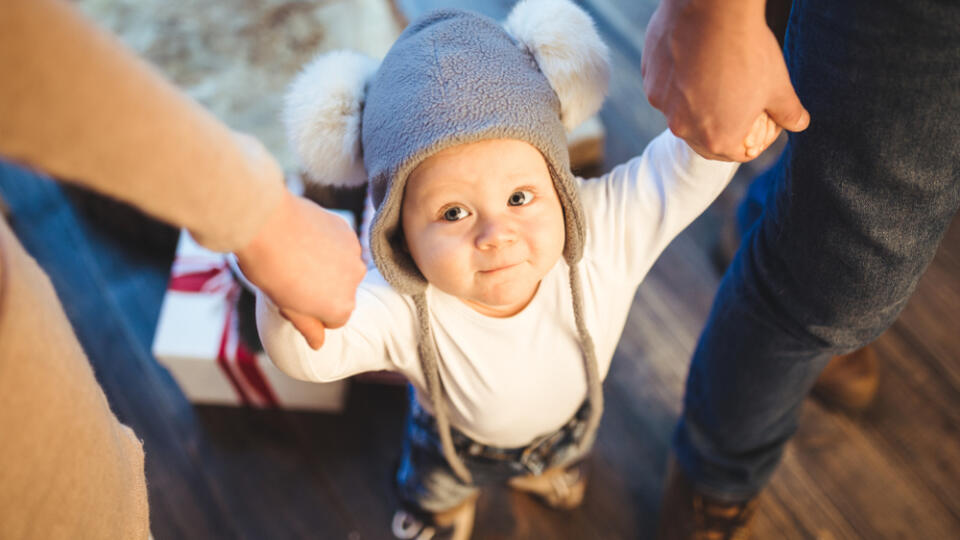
420, 237, 469, 284
530, 214, 565, 259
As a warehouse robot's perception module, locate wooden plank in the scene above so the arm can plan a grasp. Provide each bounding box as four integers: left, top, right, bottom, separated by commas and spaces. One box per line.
762, 446, 864, 540
867, 327, 960, 522
787, 400, 959, 539
894, 216, 960, 388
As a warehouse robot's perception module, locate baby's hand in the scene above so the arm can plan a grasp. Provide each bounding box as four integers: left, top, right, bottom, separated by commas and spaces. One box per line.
744, 111, 783, 159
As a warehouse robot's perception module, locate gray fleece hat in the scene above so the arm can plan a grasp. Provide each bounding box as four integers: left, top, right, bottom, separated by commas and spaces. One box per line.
363, 8, 584, 294
284, 0, 610, 483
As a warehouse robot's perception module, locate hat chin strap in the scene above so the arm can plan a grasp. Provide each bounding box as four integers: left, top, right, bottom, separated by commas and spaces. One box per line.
412, 261, 603, 485
412, 293, 473, 483
568, 261, 604, 452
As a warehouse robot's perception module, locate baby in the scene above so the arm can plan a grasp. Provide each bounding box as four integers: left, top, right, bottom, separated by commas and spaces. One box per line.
258, 1, 739, 538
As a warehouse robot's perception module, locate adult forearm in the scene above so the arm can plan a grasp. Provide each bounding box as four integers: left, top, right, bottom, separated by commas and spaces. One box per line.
0, 0, 284, 252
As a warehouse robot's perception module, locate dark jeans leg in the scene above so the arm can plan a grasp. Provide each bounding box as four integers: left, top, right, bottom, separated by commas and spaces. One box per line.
734, 157, 778, 238
674, 0, 960, 500
395, 390, 481, 515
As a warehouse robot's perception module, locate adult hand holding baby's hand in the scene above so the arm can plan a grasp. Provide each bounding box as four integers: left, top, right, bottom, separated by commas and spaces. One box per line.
641, 0, 809, 161
235, 189, 366, 349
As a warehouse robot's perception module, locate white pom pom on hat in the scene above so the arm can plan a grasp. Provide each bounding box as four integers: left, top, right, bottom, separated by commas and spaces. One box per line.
283, 50, 379, 188
503, 0, 610, 132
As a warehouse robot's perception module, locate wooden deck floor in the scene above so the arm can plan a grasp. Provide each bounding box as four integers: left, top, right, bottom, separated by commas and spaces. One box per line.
6, 1, 957, 539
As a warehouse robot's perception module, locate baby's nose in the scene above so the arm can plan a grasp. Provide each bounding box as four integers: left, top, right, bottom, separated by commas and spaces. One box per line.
475, 217, 517, 249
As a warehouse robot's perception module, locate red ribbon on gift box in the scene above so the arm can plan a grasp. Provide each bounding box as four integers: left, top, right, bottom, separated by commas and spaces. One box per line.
169, 257, 279, 407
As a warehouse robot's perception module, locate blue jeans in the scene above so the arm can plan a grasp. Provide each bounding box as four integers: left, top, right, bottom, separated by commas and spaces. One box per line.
674, 0, 960, 501
395, 388, 591, 514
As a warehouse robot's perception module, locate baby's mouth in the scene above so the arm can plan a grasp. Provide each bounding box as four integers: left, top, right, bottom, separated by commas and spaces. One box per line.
479, 262, 522, 274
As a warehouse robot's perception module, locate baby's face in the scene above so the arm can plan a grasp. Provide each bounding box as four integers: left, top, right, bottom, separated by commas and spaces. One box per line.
401, 139, 565, 317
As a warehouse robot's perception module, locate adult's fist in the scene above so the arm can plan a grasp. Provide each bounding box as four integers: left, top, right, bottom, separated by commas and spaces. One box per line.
641, 0, 809, 161
235, 190, 365, 349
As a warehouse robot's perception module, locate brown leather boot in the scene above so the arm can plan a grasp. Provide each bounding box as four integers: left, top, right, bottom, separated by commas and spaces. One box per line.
508, 462, 587, 510
656, 460, 758, 540
811, 346, 880, 412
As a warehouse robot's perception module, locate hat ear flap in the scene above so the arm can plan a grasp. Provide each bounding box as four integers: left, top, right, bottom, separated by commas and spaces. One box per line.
503, 0, 610, 133
283, 50, 380, 187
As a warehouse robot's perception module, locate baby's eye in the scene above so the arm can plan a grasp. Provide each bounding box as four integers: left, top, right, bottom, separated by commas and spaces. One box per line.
442, 206, 469, 222
508, 190, 534, 207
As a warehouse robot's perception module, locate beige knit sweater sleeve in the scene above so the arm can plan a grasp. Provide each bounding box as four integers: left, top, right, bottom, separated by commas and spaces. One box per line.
0, 0, 285, 253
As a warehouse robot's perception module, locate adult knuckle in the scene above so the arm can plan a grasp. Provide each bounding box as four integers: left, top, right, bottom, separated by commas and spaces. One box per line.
666, 116, 690, 139
334, 306, 354, 326
646, 89, 663, 109
352, 261, 367, 282
702, 128, 737, 157
323, 309, 347, 329
339, 298, 356, 317
705, 139, 729, 157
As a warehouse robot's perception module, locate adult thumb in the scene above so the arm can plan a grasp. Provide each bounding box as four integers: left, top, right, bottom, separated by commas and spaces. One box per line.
767, 80, 810, 133
281, 308, 327, 350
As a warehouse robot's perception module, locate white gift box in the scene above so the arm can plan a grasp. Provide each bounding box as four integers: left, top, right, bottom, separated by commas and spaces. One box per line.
152, 229, 348, 412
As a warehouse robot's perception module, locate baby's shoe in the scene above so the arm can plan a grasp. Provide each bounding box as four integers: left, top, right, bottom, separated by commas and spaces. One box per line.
508, 462, 587, 510
391, 495, 477, 540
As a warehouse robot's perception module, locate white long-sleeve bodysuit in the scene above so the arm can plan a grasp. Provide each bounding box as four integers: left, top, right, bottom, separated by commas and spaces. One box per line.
258, 131, 738, 448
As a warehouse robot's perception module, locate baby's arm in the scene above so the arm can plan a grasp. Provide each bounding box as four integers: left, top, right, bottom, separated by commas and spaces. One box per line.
579, 130, 739, 283
256, 271, 416, 383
